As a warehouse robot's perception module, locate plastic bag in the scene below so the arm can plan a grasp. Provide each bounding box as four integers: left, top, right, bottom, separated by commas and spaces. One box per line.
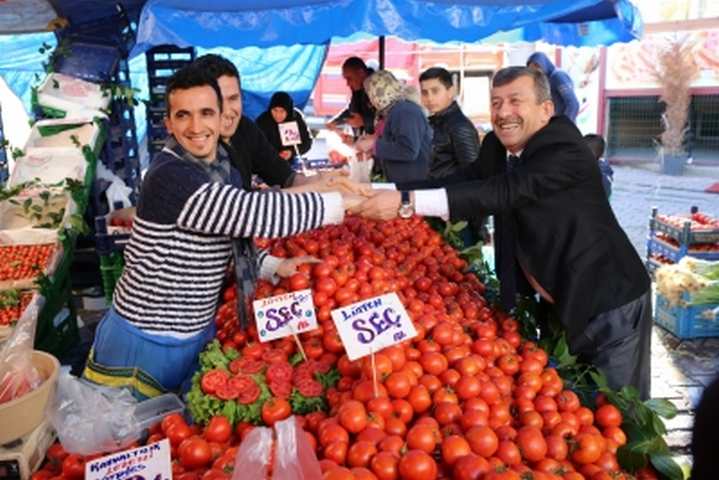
49, 369, 141, 455
96, 163, 132, 211
231, 426, 273, 480
272, 417, 323, 480
0, 295, 45, 404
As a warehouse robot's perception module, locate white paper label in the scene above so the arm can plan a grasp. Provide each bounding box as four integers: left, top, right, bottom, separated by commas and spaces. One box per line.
278, 121, 301, 146
331, 293, 417, 361
254, 289, 318, 342
85, 439, 171, 480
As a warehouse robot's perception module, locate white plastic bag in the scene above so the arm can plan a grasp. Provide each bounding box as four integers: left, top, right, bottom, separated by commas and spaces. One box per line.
49, 369, 141, 455
96, 163, 132, 211
231, 426, 273, 480
272, 417, 322, 480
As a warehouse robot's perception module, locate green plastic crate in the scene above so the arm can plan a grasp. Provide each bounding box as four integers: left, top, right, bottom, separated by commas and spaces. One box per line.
100, 252, 124, 303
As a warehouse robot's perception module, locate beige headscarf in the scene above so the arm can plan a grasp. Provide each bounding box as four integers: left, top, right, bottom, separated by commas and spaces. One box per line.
364, 70, 405, 116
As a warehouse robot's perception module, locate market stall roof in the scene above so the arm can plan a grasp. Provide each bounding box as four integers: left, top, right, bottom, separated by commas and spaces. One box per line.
130, 0, 643, 56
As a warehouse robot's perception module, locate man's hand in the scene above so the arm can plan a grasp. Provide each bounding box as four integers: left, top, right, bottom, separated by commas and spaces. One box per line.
326, 176, 374, 196
276, 256, 321, 278
351, 190, 401, 221
355, 134, 375, 154
342, 193, 368, 212
347, 112, 364, 128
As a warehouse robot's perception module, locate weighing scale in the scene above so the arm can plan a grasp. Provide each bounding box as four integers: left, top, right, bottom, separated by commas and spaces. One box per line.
0, 420, 55, 480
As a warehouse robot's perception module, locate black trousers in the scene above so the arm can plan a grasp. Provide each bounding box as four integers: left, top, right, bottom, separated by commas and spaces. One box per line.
571, 291, 653, 400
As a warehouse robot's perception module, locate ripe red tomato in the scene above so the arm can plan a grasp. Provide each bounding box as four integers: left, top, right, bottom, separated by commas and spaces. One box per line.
398, 450, 438, 480
261, 398, 292, 425
595, 404, 623, 428
203, 416, 231, 443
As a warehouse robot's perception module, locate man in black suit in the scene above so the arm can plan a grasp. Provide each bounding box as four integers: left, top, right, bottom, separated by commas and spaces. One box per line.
353, 66, 652, 398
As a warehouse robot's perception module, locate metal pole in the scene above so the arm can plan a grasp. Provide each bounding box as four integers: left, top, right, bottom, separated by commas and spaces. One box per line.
379, 35, 386, 70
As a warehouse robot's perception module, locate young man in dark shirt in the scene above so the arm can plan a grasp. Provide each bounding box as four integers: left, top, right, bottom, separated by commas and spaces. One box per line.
419, 67, 480, 179
193, 54, 327, 189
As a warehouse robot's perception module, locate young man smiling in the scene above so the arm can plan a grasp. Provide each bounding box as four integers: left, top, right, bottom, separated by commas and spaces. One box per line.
82, 66, 353, 399
351, 66, 651, 398
419, 67, 479, 178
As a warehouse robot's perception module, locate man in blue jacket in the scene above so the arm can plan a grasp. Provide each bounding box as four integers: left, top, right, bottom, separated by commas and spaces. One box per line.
527, 52, 579, 122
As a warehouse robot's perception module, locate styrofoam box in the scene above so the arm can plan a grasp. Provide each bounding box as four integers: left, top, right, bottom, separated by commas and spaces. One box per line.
36, 72, 110, 116
24, 117, 101, 157
9, 151, 88, 187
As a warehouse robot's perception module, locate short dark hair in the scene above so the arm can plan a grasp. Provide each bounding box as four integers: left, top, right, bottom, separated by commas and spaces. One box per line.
165, 65, 223, 116
342, 56, 370, 73
584, 134, 606, 160
491, 66, 551, 104
419, 67, 453, 89
193, 54, 240, 83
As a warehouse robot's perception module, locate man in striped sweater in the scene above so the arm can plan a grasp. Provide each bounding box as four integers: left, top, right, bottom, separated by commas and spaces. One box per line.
83, 65, 355, 399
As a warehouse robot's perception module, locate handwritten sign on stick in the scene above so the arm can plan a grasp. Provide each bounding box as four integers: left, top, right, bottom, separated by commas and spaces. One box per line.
331, 293, 417, 361
86, 439, 171, 480
254, 289, 318, 342
278, 121, 301, 147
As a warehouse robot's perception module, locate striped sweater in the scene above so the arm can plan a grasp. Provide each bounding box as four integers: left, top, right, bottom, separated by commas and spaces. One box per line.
113, 151, 343, 338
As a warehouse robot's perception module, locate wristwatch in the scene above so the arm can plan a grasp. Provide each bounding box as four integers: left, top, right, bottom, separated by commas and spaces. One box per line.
398, 191, 415, 219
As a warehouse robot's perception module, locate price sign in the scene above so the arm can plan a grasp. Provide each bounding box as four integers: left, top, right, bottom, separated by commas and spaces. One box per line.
86, 439, 171, 480
331, 293, 417, 361
278, 121, 301, 146
253, 289, 318, 342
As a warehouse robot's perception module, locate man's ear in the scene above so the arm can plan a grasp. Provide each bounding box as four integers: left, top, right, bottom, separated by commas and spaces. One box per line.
164, 117, 172, 135
542, 100, 555, 119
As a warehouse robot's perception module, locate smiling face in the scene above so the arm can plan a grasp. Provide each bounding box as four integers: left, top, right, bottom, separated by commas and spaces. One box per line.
490, 75, 554, 154
164, 85, 221, 161
420, 78, 454, 114
216, 75, 242, 140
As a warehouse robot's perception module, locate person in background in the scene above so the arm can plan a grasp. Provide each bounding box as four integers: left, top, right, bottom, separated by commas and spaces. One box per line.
192, 54, 322, 189
350, 66, 651, 399
82, 65, 356, 399
527, 51, 579, 122
419, 67, 480, 178
362, 70, 432, 183
584, 133, 613, 199
256, 91, 313, 166
326, 56, 376, 136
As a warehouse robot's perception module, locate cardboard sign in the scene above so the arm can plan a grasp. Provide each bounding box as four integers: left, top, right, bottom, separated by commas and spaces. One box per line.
278, 121, 301, 147
331, 293, 417, 361
85, 439, 171, 480
254, 289, 318, 342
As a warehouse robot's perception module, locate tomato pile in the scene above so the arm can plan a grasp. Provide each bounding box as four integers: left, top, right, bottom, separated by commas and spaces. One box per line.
0, 289, 34, 326
35, 216, 660, 480
657, 212, 719, 231
0, 243, 56, 281
655, 232, 719, 253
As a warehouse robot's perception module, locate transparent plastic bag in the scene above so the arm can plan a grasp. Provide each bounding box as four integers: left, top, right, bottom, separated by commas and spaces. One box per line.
0, 295, 45, 404
231, 426, 273, 480
272, 417, 322, 480
49, 368, 141, 455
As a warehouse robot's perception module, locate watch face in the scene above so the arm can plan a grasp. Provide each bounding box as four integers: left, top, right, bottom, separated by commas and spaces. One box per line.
398, 205, 413, 219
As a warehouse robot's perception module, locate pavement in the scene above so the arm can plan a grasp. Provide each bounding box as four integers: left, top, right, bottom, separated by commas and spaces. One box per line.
609, 162, 719, 466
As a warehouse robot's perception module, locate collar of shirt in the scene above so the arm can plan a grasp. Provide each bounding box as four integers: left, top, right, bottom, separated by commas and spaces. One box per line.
506, 150, 523, 159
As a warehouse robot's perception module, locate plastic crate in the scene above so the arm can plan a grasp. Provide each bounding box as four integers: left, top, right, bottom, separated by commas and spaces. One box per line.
651, 206, 719, 244
95, 216, 131, 255
99, 252, 124, 303
654, 293, 719, 340
647, 237, 719, 263
53, 42, 122, 83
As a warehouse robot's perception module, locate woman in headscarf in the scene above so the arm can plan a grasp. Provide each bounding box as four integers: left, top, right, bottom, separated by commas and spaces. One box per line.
363, 70, 432, 183
256, 91, 313, 164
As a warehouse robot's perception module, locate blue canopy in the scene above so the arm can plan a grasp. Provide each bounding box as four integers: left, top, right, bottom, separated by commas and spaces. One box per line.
131, 0, 643, 57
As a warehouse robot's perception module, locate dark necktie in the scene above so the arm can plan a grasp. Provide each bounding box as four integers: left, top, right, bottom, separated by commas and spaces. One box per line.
507, 154, 521, 171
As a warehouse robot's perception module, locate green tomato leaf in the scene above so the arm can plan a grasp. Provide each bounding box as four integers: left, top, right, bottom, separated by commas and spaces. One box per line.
650, 453, 684, 480
645, 398, 678, 419
617, 444, 648, 472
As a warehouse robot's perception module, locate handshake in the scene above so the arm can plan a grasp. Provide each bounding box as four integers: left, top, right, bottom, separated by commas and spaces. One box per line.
285, 170, 403, 221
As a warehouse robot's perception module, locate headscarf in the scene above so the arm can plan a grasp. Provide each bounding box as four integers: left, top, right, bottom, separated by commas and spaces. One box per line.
364, 70, 405, 117
269, 92, 295, 119
527, 52, 556, 76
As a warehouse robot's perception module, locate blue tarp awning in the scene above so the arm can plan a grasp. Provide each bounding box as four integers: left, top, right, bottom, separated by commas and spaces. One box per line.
131, 0, 643, 57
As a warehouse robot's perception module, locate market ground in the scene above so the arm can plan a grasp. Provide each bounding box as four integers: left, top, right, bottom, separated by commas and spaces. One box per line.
609, 162, 719, 468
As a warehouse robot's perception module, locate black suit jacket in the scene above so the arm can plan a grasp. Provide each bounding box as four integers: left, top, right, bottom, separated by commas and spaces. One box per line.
401, 116, 649, 346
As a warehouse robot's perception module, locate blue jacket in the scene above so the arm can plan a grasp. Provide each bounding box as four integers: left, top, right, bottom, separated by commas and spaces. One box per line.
375, 99, 432, 183
527, 52, 579, 122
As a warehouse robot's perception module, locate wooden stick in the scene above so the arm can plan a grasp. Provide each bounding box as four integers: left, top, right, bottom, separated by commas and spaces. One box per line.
290, 324, 307, 362
370, 347, 378, 399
